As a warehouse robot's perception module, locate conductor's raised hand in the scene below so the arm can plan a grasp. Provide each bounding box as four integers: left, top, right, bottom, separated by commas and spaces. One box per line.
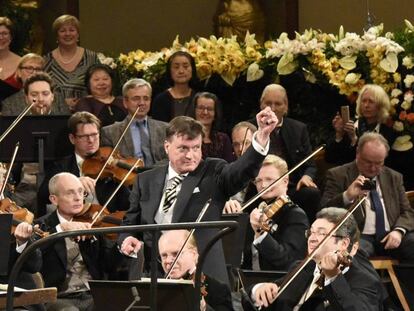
255, 107, 278, 148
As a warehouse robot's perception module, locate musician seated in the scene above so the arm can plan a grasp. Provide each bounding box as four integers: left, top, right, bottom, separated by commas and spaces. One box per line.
158, 230, 234, 311
243, 207, 383, 311
37, 111, 130, 216
244, 155, 309, 271
1, 222, 45, 311
32, 173, 118, 311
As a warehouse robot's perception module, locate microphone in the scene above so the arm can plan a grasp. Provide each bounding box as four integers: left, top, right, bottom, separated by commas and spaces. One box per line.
131, 286, 141, 302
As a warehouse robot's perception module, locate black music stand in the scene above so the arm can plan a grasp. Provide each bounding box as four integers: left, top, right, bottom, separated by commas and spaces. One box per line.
89, 279, 194, 311
0, 115, 72, 187
0, 214, 12, 276
221, 213, 249, 267
239, 269, 287, 289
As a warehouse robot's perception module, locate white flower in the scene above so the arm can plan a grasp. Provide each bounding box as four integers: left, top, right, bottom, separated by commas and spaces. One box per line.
404, 74, 414, 88
277, 53, 297, 75
390, 98, 400, 106
401, 100, 412, 110
405, 19, 414, 32
393, 121, 404, 132
379, 52, 398, 73
246, 63, 264, 82
344, 73, 361, 84
338, 55, 357, 70
392, 135, 413, 151
404, 91, 414, 103
391, 88, 403, 98
97, 53, 117, 69
402, 56, 414, 69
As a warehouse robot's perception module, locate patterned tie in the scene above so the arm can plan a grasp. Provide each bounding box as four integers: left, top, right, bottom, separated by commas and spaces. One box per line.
370, 181, 386, 240
162, 175, 184, 213
137, 120, 153, 167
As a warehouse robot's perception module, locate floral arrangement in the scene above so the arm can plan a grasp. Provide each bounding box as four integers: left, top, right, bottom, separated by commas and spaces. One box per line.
116, 21, 414, 151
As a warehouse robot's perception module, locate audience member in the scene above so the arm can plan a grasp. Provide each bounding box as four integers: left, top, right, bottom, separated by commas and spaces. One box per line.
74, 63, 126, 126
151, 51, 199, 122
100, 78, 168, 167
322, 132, 414, 263
191, 91, 235, 162
43, 14, 100, 110
0, 16, 21, 104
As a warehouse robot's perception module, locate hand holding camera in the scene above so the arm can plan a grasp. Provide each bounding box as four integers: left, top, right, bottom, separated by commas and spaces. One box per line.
345, 175, 373, 201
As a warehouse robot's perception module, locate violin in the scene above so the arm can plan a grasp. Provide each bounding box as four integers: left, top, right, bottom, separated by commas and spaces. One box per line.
0, 198, 48, 238
82, 147, 144, 186
258, 195, 291, 232
185, 269, 208, 297
72, 203, 125, 240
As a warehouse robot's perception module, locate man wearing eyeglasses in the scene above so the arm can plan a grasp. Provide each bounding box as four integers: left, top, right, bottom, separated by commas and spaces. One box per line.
322, 132, 414, 263
243, 207, 383, 310
242, 154, 308, 271
32, 172, 117, 311
100, 78, 168, 168
37, 111, 130, 216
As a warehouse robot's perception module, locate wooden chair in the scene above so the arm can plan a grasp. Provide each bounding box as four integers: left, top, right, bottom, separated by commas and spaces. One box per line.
370, 257, 411, 311
406, 190, 414, 209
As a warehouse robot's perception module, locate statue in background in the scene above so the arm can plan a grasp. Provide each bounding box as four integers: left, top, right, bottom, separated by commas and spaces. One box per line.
11, 0, 44, 54
215, 0, 266, 43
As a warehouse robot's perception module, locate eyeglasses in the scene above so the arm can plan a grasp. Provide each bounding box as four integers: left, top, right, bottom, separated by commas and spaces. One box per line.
74, 132, 99, 141
304, 229, 346, 239
195, 106, 214, 112
20, 66, 43, 73
253, 177, 277, 186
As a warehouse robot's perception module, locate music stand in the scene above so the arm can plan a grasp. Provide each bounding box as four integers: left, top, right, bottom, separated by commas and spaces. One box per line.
0, 115, 72, 187
239, 269, 287, 289
89, 279, 194, 311
221, 213, 249, 267
0, 214, 12, 276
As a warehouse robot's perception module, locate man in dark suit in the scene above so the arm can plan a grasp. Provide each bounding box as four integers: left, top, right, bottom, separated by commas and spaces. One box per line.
34, 172, 117, 311
119, 108, 278, 284
245, 207, 383, 311
100, 78, 168, 167
246, 155, 308, 271
253, 84, 320, 222
321, 132, 414, 263
158, 229, 233, 311
37, 111, 130, 216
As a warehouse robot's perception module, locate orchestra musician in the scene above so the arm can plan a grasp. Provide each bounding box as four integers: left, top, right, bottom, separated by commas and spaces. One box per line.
32, 172, 118, 311
243, 155, 309, 271
37, 111, 130, 216
158, 229, 233, 311
119, 108, 278, 284
243, 207, 383, 310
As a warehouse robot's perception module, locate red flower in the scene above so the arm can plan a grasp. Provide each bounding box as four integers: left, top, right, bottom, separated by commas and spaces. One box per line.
407, 113, 414, 124
399, 111, 407, 121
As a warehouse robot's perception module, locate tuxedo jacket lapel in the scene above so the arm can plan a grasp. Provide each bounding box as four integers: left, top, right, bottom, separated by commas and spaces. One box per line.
172, 161, 206, 223
150, 166, 169, 221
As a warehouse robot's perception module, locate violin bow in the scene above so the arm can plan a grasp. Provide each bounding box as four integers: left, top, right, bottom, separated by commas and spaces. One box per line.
90, 158, 143, 227
0, 100, 36, 143
94, 107, 142, 182
274, 196, 367, 300
165, 199, 212, 279
0, 143, 19, 198
239, 127, 250, 156
240, 145, 325, 212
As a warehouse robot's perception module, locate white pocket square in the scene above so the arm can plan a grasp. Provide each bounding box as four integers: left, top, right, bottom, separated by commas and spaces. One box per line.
193, 187, 200, 193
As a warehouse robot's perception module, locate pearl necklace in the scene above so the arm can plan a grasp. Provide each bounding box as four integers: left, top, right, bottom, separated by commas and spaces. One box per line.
56, 47, 80, 65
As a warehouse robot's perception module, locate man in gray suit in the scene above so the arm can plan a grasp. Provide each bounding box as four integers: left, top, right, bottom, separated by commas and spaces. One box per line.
100, 78, 168, 167
322, 132, 414, 263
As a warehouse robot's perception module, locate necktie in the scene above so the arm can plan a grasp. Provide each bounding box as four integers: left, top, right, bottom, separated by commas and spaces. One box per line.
137, 121, 153, 167
370, 181, 386, 240
162, 175, 184, 213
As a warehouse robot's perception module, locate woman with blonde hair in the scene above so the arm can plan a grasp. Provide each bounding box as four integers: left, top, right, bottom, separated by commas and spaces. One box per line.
326, 84, 395, 165
43, 14, 99, 110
